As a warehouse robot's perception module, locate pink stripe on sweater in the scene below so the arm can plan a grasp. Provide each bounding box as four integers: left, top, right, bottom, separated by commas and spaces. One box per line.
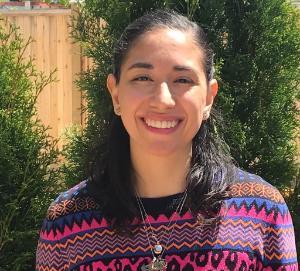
226, 204, 292, 225
40, 218, 108, 241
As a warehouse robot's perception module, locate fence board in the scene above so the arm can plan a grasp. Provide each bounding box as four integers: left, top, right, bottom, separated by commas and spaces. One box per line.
0, 9, 87, 147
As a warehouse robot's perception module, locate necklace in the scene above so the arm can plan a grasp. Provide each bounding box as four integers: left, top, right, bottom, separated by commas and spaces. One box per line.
136, 190, 188, 271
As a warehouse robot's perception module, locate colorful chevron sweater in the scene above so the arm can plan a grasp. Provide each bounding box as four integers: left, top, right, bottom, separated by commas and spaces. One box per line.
36, 169, 298, 271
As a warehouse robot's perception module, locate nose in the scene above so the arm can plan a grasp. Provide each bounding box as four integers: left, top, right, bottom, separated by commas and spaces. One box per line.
150, 82, 175, 110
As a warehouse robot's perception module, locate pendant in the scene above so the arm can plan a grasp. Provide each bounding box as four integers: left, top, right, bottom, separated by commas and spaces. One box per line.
142, 257, 167, 271
154, 243, 163, 255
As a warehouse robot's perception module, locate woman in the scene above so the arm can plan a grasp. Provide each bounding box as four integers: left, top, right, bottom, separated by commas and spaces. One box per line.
36, 10, 298, 271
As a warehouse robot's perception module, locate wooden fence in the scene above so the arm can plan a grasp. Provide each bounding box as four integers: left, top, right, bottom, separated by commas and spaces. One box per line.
0, 8, 89, 146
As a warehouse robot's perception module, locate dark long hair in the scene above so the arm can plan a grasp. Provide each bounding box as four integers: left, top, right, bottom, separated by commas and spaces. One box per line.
87, 9, 236, 231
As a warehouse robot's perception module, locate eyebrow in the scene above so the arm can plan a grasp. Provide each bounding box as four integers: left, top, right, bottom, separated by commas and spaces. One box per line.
127, 62, 195, 72
127, 62, 153, 70
173, 65, 194, 72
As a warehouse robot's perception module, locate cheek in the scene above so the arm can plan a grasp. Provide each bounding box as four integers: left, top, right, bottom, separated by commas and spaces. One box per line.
118, 91, 144, 129
182, 93, 206, 136
118, 89, 135, 111
184, 92, 206, 116
119, 87, 146, 106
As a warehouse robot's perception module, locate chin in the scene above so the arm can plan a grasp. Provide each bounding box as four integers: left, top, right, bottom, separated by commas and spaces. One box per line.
146, 143, 182, 157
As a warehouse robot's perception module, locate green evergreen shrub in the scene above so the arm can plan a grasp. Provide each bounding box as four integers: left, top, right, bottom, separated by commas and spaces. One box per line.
0, 21, 62, 271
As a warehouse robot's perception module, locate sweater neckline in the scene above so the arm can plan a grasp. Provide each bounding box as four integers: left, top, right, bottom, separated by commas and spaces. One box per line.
138, 192, 186, 215
139, 192, 184, 201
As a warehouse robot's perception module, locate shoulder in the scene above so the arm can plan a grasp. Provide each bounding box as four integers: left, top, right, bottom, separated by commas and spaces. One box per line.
226, 168, 291, 223
228, 168, 285, 204
46, 180, 100, 221
225, 170, 298, 268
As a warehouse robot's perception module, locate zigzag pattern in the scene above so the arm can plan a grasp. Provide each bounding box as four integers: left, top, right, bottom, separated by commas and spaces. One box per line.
36, 266, 63, 271
37, 216, 297, 269
226, 198, 290, 220
36, 170, 298, 270
41, 198, 292, 240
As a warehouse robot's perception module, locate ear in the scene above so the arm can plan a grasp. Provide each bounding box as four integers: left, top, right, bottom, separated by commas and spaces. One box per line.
203, 79, 218, 120
107, 74, 120, 110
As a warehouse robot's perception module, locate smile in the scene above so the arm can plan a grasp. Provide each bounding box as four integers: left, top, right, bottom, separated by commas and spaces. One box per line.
144, 118, 179, 129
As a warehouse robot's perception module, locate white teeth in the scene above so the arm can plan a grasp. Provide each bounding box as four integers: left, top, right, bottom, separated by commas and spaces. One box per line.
155, 120, 162, 128
144, 119, 179, 128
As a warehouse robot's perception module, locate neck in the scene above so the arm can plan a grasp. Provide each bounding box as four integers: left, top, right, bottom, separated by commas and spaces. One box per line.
131, 142, 191, 198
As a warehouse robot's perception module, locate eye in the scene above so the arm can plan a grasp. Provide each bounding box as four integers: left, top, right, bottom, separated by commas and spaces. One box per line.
175, 77, 194, 84
133, 76, 152, 81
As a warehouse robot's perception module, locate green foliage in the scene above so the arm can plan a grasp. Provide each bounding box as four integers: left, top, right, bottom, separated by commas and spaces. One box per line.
219, 0, 300, 185
285, 170, 300, 258
43, 0, 71, 7
63, 0, 132, 184
66, 0, 300, 256
0, 21, 62, 271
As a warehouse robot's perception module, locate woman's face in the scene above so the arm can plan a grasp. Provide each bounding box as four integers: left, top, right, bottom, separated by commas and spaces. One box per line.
107, 28, 218, 156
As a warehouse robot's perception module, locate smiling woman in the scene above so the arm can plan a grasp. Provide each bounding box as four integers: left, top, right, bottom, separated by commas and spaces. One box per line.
36, 9, 298, 271
107, 27, 217, 159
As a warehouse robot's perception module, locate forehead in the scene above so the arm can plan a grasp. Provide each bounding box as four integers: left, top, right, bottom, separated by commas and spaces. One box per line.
122, 28, 204, 70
